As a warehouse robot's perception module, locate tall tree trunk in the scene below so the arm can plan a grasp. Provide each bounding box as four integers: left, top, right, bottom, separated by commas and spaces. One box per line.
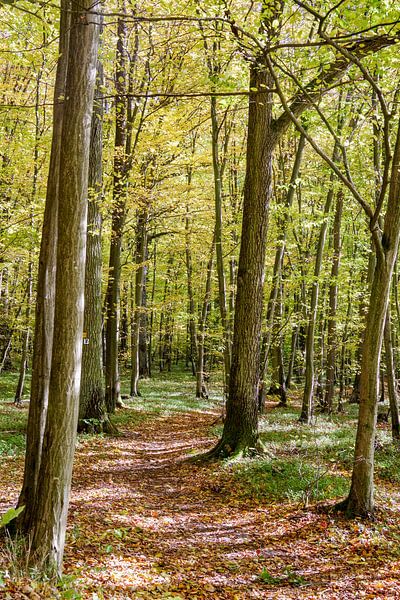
14, 263, 33, 404
17, 0, 71, 528
104, 10, 128, 413
24, 0, 100, 572
384, 306, 400, 440
300, 146, 339, 423
130, 209, 148, 396
259, 133, 306, 403
324, 189, 344, 413
205, 62, 274, 457
14, 64, 42, 404
79, 57, 113, 434
185, 204, 198, 377
196, 233, 215, 398
148, 242, 157, 377
210, 96, 232, 393
338, 119, 400, 517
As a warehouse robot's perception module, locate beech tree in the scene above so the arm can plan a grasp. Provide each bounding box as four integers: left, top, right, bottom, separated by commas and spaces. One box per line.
15, 0, 100, 573
204, 0, 400, 458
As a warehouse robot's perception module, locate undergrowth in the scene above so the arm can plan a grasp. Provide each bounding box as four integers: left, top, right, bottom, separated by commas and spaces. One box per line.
1, 369, 400, 500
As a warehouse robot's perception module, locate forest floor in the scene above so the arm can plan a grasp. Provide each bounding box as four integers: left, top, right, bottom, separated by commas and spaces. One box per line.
1, 373, 400, 599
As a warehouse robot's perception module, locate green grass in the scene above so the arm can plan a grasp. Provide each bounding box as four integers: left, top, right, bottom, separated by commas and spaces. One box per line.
227, 399, 400, 504
119, 367, 224, 417
0, 372, 29, 457
230, 456, 349, 504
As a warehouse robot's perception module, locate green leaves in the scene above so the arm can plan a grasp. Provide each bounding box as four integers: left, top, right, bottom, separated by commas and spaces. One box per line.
259, 567, 308, 587
0, 505, 24, 528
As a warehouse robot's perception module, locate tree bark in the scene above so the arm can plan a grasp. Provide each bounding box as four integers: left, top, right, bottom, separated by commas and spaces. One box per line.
196, 232, 215, 398
104, 11, 128, 413
324, 189, 344, 413
338, 119, 400, 517
17, 0, 70, 528
205, 62, 274, 457
384, 306, 400, 440
79, 57, 113, 434
25, 0, 100, 572
130, 208, 148, 396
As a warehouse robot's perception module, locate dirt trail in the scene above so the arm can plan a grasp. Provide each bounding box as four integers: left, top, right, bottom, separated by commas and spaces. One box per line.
1, 408, 400, 599
65, 410, 400, 599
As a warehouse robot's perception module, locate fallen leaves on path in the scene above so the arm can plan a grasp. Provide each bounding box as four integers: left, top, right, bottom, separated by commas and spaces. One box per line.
1, 409, 400, 599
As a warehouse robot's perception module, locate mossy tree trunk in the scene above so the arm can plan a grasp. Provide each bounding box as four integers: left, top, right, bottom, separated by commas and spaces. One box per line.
17, 0, 70, 529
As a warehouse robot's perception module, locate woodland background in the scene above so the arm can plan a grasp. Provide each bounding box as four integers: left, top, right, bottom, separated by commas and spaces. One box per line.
1, 0, 400, 597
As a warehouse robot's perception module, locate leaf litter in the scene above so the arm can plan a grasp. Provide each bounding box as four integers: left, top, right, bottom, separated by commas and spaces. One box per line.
1, 408, 400, 599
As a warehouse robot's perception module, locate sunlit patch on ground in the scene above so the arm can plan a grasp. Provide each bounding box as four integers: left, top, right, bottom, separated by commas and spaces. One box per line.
1, 379, 400, 598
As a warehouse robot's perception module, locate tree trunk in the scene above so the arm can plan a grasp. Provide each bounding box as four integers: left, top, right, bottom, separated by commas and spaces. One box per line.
205, 62, 274, 457
349, 247, 376, 403
196, 233, 215, 398
14, 263, 33, 404
14, 65, 42, 404
324, 189, 344, 413
130, 209, 148, 397
25, 0, 100, 572
300, 147, 339, 423
104, 11, 128, 413
79, 57, 113, 434
339, 119, 400, 517
17, 0, 70, 528
185, 204, 198, 377
210, 96, 232, 393
384, 306, 400, 440
260, 133, 306, 380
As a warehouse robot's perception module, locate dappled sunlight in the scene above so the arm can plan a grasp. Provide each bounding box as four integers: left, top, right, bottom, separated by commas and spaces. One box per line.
1, 396, 400, 598
63, 409, 400, 598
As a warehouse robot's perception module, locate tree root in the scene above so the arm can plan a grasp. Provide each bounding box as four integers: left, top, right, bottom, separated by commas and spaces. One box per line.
78, 416, 118, 435
331, 496, 375, 520
187, 437, 273, 464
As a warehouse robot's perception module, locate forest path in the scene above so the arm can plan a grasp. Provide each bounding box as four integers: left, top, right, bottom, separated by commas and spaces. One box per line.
64, 408, 399, 599
1, 406, 400, 599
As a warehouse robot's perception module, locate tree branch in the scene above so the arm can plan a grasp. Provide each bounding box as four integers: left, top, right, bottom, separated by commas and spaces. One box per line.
273, 32, 399, 140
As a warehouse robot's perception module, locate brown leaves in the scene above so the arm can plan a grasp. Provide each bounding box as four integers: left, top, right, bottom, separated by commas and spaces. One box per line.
2, 410, 400, 598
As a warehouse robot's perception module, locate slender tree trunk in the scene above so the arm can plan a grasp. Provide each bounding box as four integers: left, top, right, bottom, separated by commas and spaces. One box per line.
259, 133, 306, 405
339, 119, 400, 517
104, 11, 128, 412
14, 264, 33, 404
384, 306, 400, 440
139, 261, 149, 377
148, 243, 157, 377
24, 0, 100, 572
79, 57, 113, 434
324, 189, 344, 413
300, 146, 339, 423
130, 209, 148, 396
17, 0, 70, 528
262, 134, 305, 369
210, 96, 232, 393
196, 233, 215, 398
185, 205, 198, 377
285, 323, 298, 390
14, 65, 42, 404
